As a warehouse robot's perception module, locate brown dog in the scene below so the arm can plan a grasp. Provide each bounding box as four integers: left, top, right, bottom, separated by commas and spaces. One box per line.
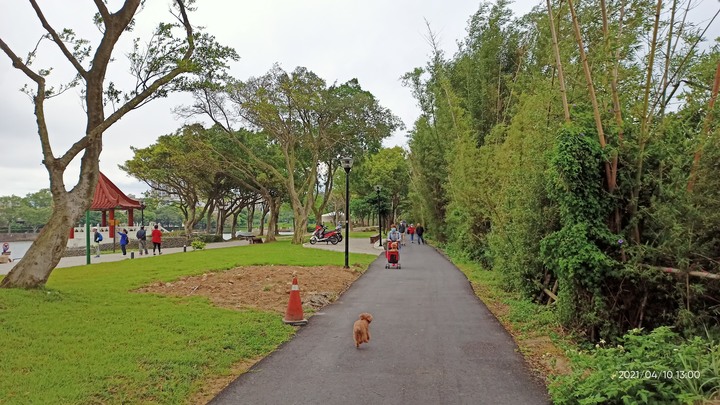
353, 312, 373, 348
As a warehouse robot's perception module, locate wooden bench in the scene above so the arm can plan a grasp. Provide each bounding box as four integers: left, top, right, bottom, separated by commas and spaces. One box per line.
370, 234, 381, 244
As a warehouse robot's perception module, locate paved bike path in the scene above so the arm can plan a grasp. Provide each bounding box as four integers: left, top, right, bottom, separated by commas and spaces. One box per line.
210, 242, 549, 404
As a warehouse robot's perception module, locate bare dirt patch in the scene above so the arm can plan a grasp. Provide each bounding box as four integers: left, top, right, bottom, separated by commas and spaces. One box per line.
135, 265, 363, 314
520, 335, 572, 377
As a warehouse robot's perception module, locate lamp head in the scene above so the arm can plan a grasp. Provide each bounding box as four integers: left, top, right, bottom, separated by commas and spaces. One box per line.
340, 156, 353, 171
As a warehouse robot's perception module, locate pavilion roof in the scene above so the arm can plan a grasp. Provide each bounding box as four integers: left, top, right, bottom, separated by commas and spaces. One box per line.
90, 172, 141, 210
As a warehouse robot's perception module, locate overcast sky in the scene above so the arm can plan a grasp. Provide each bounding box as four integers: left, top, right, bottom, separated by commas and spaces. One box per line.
0, 0, 718, 198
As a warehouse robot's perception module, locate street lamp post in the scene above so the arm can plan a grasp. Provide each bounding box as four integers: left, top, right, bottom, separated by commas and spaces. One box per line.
217, 201, 226, 236
340, 157, 353, 269
140, 201, 146, 227
374, 185, 382, 247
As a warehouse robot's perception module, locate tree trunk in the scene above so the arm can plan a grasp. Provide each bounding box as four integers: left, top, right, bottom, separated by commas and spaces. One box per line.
273, 200, 281, 235
546, 0, 571, 122
607, 0, 627, 233
259, 201, 268, 236
687, 61, 720, 191
231, 211, 240, 239
217, 208, 226, 236
1, 197, 76, 287
660, 0, 678, 119
1, 155, 98, 288
629, 0, 663, 243
567, 0, 612, 189
264, 197, 281, 242
184, 220, 194, 242
292, 201, 308, 244
247, 203, 255, 232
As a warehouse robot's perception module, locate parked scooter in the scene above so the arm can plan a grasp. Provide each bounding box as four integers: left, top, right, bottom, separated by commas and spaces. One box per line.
309, 224, 342, 245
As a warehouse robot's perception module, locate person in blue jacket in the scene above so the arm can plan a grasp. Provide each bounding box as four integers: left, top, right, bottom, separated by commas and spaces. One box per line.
118, 229, 129, 256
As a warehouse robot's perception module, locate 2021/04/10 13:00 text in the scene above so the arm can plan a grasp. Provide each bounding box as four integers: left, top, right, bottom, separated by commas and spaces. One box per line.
617, 370, 701, 380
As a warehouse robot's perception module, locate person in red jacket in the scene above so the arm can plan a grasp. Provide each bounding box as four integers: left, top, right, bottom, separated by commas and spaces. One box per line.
151, 224, 163, 255
407, 223, 416, 243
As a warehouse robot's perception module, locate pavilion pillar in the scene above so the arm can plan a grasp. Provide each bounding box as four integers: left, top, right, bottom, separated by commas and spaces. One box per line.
128, 209, 134, 226
102, 211, 107, 227
109, 209, 115, 237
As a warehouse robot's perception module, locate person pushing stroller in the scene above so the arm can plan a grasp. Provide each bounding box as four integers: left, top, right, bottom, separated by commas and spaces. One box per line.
385, 224, 402, 269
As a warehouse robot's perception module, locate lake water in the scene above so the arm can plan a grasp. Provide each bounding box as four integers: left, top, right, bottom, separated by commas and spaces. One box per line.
3, 240, 32, 260
4, 231, 294, 260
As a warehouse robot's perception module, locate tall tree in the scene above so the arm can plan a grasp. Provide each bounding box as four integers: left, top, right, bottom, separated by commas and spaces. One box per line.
0, 1, 236, 288
182, 65, 401, 243
121, 126, 218, 239
199, 126, 287, 242
362, 147, 410, 224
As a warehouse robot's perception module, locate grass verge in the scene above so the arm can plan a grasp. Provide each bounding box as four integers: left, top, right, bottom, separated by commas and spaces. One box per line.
0, 241, 376, 404
349, 231, 378, 238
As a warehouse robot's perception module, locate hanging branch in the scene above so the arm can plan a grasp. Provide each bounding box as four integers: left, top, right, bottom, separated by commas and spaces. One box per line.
643, 264, 720, 280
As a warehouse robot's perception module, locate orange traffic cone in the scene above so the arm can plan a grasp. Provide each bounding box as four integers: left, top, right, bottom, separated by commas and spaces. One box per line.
283, 276, 308, 326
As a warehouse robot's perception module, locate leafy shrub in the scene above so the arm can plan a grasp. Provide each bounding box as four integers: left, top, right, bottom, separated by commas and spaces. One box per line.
550, 326, 720, 404
190, 239, 206, 250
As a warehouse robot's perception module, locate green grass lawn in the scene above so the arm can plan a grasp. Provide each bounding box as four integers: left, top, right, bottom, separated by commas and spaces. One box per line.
349, 231, 378, 238
0, 242, 377, 404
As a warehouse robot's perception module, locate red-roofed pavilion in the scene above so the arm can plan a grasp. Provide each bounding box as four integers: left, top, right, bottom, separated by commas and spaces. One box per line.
91, 172, 142, 236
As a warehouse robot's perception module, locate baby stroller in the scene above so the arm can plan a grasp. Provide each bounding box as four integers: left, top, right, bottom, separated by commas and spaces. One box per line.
385, 241, 401, 269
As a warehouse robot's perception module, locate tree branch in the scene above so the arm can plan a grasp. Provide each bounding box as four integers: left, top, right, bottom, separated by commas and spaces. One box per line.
0, 38, 58, 169
57, 1, 196, 169
28, 0, 88, 78
92, 0, 112, 26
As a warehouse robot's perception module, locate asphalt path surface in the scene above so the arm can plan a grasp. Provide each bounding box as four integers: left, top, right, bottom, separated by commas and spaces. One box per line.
211, 241, 549, 405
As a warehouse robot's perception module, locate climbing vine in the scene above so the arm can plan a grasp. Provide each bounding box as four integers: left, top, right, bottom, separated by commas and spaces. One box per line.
541, 125, 620, 336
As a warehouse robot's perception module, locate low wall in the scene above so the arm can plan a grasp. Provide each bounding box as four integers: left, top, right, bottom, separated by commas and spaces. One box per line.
63, 237, 190, 257
1, 233, 39, 242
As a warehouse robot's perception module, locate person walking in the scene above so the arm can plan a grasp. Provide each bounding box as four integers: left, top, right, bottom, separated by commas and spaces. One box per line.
151, 224, 163, 255
416, 224, 425, 245
398, 220, 407, 246
117, 229, 129, 256
136, 226, 149, 255
93, 227, 103, 258
408, 223, 416, 243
